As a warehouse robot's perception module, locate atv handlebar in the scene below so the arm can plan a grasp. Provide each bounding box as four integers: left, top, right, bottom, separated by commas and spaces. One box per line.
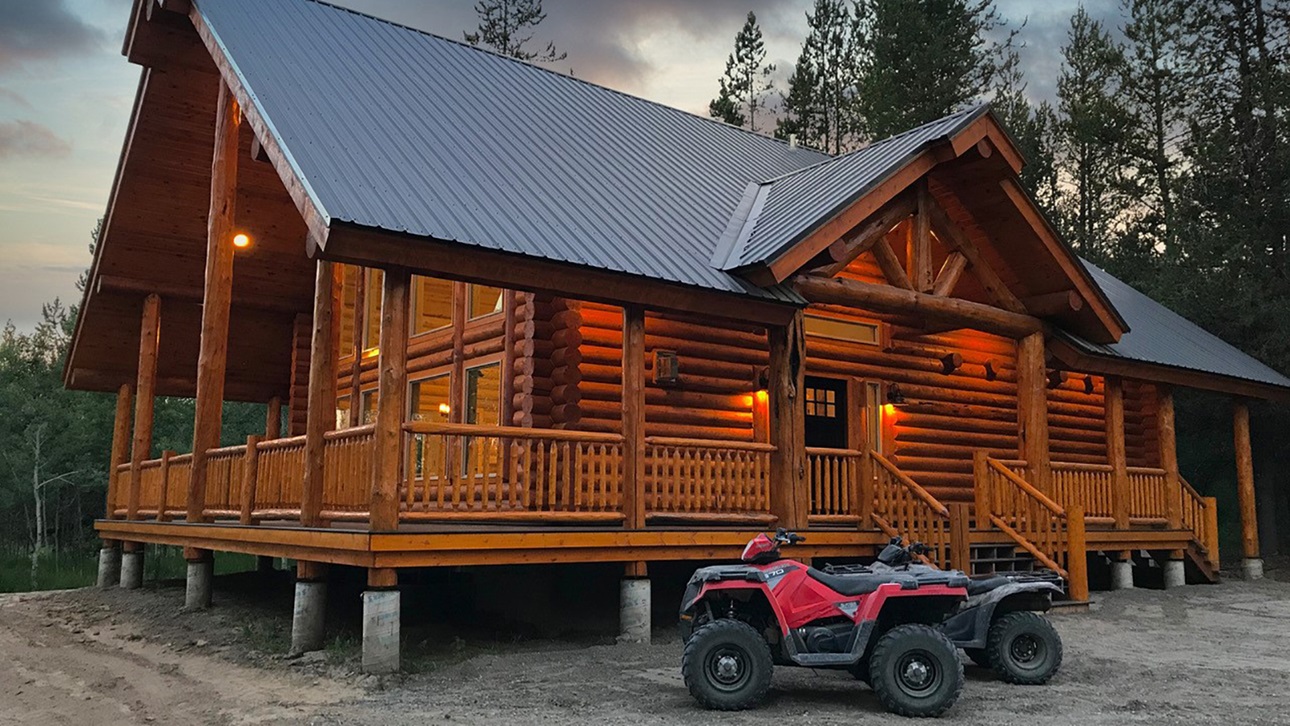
774, 528, 805, 545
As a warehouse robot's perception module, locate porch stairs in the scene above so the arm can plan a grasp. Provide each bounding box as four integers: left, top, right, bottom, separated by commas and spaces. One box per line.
866, 451, 1220, 599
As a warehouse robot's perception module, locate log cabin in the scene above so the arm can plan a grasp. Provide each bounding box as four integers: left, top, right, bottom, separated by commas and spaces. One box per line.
72, 0, 1290, 672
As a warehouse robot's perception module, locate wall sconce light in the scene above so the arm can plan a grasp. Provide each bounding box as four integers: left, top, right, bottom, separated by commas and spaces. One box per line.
232, 232, 251, 249
438, 403, 451, 416
886, 383, 907, 406
653, 350, 680, 385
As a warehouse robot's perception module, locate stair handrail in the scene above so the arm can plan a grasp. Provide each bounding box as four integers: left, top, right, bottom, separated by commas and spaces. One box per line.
871, 452, 950, 517
1179, 476, 1220, 570
869, 451, 951, 567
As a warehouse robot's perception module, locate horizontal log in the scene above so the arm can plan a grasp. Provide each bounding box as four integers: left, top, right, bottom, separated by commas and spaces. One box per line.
403, 420, 624, 443
1024, 290, 1084, 316
579, 418, 752, 442
646, 512, 777, 526
793, 275, 1042, 339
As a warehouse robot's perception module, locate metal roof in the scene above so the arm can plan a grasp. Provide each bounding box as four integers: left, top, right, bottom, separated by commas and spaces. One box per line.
712, 105, 989, 270
196, 0, 828, 303
1063, 261, 1290, 390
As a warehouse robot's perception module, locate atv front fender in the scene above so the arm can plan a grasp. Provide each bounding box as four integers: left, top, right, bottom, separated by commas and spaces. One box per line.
941, 582, 1059, 649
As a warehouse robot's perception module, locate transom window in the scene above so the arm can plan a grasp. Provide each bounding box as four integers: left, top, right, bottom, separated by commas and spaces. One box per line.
804, 315, 881, 345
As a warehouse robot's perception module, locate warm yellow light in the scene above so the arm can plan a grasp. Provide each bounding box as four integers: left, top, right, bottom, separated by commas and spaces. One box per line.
882, 403, 897, 417
438, 403, 451, 415
362, 347, 380, 359
232, 233, 251, 248
755, 389, 769, 404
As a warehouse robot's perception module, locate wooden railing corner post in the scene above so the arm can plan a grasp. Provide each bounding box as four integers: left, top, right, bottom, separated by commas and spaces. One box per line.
857, 450, 874, 530
240, 434, 261, 525
972, 450, 991, 525
621, 305, 647, 530
1065, 504, 1089, 602
156, 450, 174, 522
1203, 496, 1221, 568
949, 502, 971, 574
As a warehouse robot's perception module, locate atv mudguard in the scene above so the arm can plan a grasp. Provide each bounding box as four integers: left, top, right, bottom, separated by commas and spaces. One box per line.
940, 581, 1060, 650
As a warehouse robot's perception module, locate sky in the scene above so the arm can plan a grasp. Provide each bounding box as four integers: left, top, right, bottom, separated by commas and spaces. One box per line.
0, 0, 1119, 331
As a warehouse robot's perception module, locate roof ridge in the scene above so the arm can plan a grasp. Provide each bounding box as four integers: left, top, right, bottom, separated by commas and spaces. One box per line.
300, 0, 825, 157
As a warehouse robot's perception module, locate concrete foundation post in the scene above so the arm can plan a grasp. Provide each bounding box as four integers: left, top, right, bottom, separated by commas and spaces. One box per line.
184, 552, 213, 610
97, 546, 121, 588
1163, 559, 1186, 589
120, 546, 144, 590
1243, 558, 1264, 581
362, 589, 400, 674
619, 578, 651, 643
1110, 560, 1134, 590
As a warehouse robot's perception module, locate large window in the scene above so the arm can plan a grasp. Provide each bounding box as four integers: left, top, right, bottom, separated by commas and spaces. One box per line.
410, 374, 452, 422
465, 363, 501, 425
360, 389, 379, 425
336, 395, 351, 429
412, 276, 453, 334
864, 381, 884, 454
468, 285, 504, 319
337, 265, 359, 358
362, 268, 383, 352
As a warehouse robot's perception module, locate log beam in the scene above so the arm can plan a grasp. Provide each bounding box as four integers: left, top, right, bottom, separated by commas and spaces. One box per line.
1158, 385, 1182, 529
871, 233, 914, 290
370, 268, 411, 532
922, 189, 1026, 314
932, 252, 968, 297
1024, 290, 1084, 317
817, 194, 915, 277
792, 275, 1042, 340
1234, 400, 1259, 560
1105, 376, 1129, 529
301, 260, 340, 528
128, 294, 161, 521
1016, 332, 1051, 492
265, 396, 281, 439
187, 82, 238, 524
107, 384, 134, 520
910, 182, 934, 293
622, 306, 647, 530
768, 312, 807, 530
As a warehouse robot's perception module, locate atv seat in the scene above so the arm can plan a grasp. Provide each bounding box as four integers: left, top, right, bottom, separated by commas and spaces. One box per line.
807, 568, 914, 596
966, 575, 1012, 596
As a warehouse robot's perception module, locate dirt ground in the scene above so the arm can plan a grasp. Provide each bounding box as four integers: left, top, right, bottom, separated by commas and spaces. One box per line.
4, 569, 1290, 725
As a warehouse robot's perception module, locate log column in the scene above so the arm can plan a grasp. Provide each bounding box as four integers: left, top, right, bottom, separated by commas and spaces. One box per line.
127, 294, 161, 523
301, 261, 340, 528
1158, 385, 1183, 530
768, 311, 807, 530
369, 268, 410, 532
1105, 377, 1129, 530
187, 81, 239, 526
622, 306, 646, 531
98, 385, 132, 587
1016, 332, 1051, 493
1234, 400, 1263, 579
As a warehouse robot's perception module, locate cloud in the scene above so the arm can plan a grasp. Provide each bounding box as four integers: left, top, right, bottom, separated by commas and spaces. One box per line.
0, 87, 31, 109
0, 121, 72, 159
0, 0, 108, 70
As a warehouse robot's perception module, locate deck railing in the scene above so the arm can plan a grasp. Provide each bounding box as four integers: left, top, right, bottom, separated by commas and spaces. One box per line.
646, 437, 774, 524
401, 422, 625, 522
1050, 462, 1115, 523
976, 452, 1088, 600
1127, 467, 1170, 523
870, 451, 950, 568
202, 443, 248, 519
807, 447, 864, 525
1180, 477, 1221, 568
252, 436, 307, 520
321, 425, 375, 520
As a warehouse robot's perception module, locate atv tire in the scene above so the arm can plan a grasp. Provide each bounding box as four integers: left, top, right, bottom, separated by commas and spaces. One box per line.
869, 624, 963, 718
682, 619, 773, 711
986, 611, 1063, 685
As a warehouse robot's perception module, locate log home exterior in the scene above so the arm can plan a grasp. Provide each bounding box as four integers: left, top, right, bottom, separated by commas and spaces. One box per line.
74, 0, 1290, 671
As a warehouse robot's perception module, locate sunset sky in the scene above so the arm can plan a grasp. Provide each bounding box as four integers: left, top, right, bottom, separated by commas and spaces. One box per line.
0, 0, 1117, 330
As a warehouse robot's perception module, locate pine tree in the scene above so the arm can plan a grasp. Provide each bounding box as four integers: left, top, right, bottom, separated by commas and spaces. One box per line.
991, 54, 1061, 216
709, 12, 776, 132
855, 0, 1016, 140
776, 0, 863, 154
1120, 0, 1192, 253
464, 0, 566, 63
1055, 6, 1136, 263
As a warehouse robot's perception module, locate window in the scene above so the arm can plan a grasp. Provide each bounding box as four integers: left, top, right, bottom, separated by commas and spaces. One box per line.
804, 315, 881, 345
410, 374, 452, 422
337, 265, 359, 359
468, 285, 503, 319
360, 388, 379, 425
864, 381, 884, 454
465, 363, 501, 425
362, 269, 383, 351
412, 276, 453, 334
336, 395, 351, 429
805, 386, 838, 418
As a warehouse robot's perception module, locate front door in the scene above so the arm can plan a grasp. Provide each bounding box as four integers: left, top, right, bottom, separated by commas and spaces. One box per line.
804, 376, 848, 449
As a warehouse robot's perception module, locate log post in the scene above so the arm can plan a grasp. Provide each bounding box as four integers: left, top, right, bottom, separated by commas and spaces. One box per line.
187, 81, 239, 524
949, 503, 971, 573
973, 450, 991, 527
846, 378, 871, 529
1105, 376, 1129, 529
622, 305, 647, 530
1233, 400, 1262, 578
265, 396, 282, 439
239, 434, 261, 525
1158, 385, 1182, 529
370, 268, 410, 532
1016, 332, 1051, 492
301, 260, 340, 528
128, 293, 161, 521
1066, 505, 1089, 602
156, 450, 174, 522
768, 311, 807, 530
107, 383, 133, 520
348, 266, 366, 427
910, 181, 934, 293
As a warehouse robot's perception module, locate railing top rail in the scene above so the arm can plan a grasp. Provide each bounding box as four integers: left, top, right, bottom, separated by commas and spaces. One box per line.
1126, 466, 1168, 476
138, 459, 163, 470
806, 446, 865, 457
646, 436, 775, 452
987, 457, 1065, 515
206, 443, 248, 458
1179, 475, 1206, 504
871, 451, 949, 517
257, 434, 309, 451
1052, 462, 1113, 473
325, 423, 376, 442
403, 420, 624, 444
170, 453, 193, 465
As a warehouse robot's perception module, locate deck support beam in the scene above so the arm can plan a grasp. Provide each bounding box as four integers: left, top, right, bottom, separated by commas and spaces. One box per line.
184, 548, 213, 610
1106, 377, 1129, 529
362, 568, 400, 674
97, 544, 121, 588
1233, 400, 1262, 579
302, 260, 340, 528
1110, 559, 1134, 590
128, 294, 161, 522
187, 80, 239, 524
1016, 332, 1051, 492
619, 572, 651, 644
622, 306, 647, 530
370, 268, 410, 532
768, 311, 807, 530
120, 544, 144, 590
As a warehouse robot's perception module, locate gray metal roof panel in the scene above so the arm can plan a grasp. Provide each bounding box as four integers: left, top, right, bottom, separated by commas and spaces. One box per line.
714, 104, 989, 270
195, 0, 827, 302
1065, 261, 1290, 390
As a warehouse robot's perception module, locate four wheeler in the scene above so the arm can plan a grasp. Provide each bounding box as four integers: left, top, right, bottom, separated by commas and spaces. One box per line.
679, 530, 971, 717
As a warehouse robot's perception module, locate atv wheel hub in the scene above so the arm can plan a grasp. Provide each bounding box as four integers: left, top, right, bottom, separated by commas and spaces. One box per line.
705, 647, 750, 692
1010, 634, 1041, 663
896, 651, 939, 694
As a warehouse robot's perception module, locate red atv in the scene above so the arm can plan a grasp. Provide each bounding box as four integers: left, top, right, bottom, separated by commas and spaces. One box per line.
679, 530, 970, 717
